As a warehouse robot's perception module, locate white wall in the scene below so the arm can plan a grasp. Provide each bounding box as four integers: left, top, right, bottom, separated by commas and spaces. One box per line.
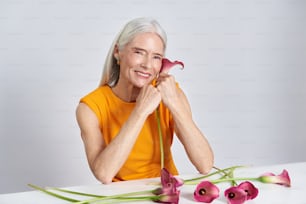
1, 0, 305, 194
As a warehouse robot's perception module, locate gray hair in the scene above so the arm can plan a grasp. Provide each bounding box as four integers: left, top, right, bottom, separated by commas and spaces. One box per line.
99, 17, 167, 87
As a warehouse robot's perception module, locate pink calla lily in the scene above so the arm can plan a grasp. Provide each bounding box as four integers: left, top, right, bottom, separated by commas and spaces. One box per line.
153, 168, 182, 204
224, 186, 247, 204
160, 58, 184, 74
193, 180, 220, 203
237, 181, 258, 200
258, 169, 291, 187
155, 191, 180, 204
160, 168, 184, 191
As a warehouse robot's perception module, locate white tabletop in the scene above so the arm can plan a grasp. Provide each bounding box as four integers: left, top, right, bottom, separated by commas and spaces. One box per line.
1, 162, 305, 203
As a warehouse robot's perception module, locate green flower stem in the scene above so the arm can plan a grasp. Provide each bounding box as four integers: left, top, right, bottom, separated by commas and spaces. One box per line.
84, 195, 162, 204
184, 165, 244, 184
30, 184, 159, 203
89, 198, 149, 204
228, 167, 237, 186
50, 187, 105, 198
28, 184, 80, 202
155, 107, 164, 169
73, 193, 160, 204
50, 187, 155, 199
211, 177, 259, 184
213, 166, 233, 179
214, 166, 237, 186
185, 176, 260, 186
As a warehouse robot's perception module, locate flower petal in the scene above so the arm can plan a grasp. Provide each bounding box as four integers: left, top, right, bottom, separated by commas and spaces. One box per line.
155, 190, 180, 204
237, 181, 259, 200
224, 186, 247, 204
193, 180, 219, 203
160, 168, 184, 190
160, 58, 184, 74
259, 169, 291, 187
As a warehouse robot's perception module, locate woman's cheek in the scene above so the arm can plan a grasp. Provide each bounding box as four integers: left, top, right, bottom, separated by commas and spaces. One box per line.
154, 67, 161, 76
154, 62, 163, 73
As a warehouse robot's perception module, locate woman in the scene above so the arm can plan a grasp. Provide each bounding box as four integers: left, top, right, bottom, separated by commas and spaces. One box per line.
76, 17, 214, 184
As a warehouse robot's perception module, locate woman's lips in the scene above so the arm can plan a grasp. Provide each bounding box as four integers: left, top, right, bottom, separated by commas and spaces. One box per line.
135, 70, 151, 78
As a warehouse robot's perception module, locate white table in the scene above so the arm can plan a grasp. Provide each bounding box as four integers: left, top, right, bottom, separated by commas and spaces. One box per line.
1, 162, 305, 203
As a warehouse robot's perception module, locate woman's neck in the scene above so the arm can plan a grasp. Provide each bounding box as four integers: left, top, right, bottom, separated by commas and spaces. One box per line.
111, 82, 140, 103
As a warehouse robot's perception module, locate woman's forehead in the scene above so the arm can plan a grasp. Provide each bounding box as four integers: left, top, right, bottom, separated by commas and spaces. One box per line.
126, 32, 164, 53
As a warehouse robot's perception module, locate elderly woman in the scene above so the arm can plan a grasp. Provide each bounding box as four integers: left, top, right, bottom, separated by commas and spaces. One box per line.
76, 17, 214, 184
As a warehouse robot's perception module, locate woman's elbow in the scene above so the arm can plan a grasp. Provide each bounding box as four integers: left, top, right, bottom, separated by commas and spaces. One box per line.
94, 171, 113, 184
92, 165, 114, 184
201, 163, 214, 175
100, 177, 113, 185
198, 155, 214, 175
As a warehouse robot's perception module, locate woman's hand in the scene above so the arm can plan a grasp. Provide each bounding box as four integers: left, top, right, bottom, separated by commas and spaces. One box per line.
156, 73, 181, 110
135, 84, 161, 117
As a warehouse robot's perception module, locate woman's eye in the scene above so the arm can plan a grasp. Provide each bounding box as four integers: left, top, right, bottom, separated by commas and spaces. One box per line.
153, 56, 162, 60
134, 50, 143, 55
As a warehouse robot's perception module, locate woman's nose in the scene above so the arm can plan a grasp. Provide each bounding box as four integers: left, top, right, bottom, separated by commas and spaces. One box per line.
141, 57, 152, 69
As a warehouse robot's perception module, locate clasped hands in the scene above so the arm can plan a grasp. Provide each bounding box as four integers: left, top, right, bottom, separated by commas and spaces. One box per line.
136, 73, 181, 116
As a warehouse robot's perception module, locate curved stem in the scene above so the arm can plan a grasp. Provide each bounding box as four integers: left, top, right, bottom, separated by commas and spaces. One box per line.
92, 195, 161, 204
155, 107, 164, 169
211, 177, 259, 184
50, 187, 105, 198
30, 184, 157, 203
51, 187, 154, 198
184, 165, 244, 184
73, 193, 159, 204
28, 184, 80, 202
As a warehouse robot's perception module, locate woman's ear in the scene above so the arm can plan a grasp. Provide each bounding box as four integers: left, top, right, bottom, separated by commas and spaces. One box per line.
113, 44, 120, 60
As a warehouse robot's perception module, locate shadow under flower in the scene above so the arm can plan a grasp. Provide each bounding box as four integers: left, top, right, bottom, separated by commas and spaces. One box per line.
179, 190, 194, 202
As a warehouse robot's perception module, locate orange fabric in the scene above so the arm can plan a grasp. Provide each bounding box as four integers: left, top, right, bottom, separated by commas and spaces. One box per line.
80, 85, 178, 181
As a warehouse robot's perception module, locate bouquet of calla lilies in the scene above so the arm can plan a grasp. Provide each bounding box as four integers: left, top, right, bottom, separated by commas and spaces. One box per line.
29, 58, 291, 204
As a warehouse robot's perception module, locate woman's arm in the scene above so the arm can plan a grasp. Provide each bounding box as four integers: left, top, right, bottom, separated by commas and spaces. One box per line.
76, 85, 161, 184
156, 74, 214, 174
172, 91, 214, 174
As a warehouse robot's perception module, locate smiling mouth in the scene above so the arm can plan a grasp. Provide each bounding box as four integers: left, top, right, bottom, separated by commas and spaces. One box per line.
135, 71, 151, 78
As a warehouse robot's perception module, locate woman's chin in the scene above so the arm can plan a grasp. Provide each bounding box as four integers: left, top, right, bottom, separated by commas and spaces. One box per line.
133, 79, 153, 88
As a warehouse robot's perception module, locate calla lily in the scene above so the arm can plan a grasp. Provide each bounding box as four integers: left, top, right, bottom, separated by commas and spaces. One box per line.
224, 186, 247, 204
155, 191, 180, 204
160, 168, 184, 191
155, 58, 184, 169
258, 169, 291, 187
152, 168, 182, 204
237, 181, 258, 200
193, 180, 220, 203
160, 58, 184, 74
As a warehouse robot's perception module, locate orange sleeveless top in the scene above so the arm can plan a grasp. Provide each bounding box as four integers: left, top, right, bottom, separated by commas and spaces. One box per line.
80, 85, 178, 181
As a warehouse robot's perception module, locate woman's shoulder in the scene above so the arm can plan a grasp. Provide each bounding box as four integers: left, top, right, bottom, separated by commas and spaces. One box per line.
81, 85, 111, 99
79, 86, 113, 109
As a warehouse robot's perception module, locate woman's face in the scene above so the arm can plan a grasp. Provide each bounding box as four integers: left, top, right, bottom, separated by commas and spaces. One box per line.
115, 32, 164, 88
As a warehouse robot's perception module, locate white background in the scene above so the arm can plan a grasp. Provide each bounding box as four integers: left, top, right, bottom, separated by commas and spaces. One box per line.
0, 0, 305, 194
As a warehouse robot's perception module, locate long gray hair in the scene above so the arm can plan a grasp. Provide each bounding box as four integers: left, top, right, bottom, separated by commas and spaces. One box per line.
99, 17, 167, 87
